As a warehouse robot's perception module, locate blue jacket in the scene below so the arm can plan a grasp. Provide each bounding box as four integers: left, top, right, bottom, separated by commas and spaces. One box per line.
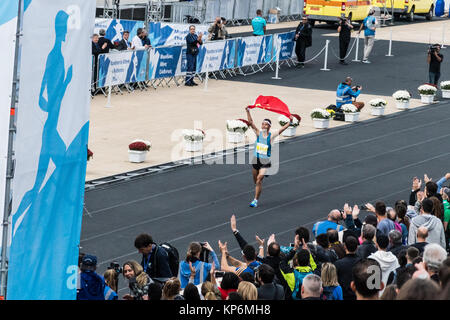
312, 220, 344, 237
179, 252, 220, 289
104, 285, 118, 300
336, 83, 360, 108
77, 271, 105, 300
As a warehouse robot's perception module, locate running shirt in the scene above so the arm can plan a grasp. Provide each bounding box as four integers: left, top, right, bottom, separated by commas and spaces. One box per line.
254, 132, 271, 159
252, 16, 266, 36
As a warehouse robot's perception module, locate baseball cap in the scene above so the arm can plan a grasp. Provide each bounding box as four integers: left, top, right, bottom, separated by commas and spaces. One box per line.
82, 254, 97, 267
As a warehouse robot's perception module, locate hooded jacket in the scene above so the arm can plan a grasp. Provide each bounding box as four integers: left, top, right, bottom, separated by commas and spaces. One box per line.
368, 251, 399, 295
408, 214, 446, 248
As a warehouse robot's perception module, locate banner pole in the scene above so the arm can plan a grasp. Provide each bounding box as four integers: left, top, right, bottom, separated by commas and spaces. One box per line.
105, 71, 112, 108
352, 33, 360, 62
1, 0, 24, 298
204, 65, 209, 91
386, 29, 394, 56
272, 37, 282, 80
442, 23, 446, 49
320, 40, 330, 71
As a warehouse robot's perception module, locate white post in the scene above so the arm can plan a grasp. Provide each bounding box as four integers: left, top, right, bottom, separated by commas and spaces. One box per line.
272, 37, 282, 80
442, 23, 446, 48
320, 40, 330, 71
352, 33, 360, 62
386, 29, 394, 56
105, 84, 112, 108
204, 65, 209, 91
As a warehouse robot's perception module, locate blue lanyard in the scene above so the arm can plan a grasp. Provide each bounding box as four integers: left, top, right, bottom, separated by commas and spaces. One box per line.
143, 253, 151, 272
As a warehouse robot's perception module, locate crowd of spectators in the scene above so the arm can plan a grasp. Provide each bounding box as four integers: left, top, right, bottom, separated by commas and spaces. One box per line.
77, 172, 450, 301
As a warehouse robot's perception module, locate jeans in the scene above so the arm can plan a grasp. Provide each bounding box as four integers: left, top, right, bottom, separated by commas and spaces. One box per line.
429, 72, 440, 85
185, 53, 197, 84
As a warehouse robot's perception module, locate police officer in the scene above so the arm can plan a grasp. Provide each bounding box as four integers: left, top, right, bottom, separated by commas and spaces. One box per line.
338, 16, 353, 65
185, 25, 203, 86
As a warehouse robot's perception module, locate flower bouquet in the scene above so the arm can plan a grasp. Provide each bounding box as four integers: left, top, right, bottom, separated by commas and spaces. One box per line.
392, 90, 411, 109
341, 104, 360, 122
182, 129, 205, 152
440, 81, 450, 98
226, 119, 249, 143
279, 114, 301, 137
128, 139, 151, 163
310, 108, 330, 129
418, 84, 437, 104
369, 98, 387, 116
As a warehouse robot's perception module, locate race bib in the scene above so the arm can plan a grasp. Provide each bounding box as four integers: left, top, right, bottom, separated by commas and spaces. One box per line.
256, 142, 269, 156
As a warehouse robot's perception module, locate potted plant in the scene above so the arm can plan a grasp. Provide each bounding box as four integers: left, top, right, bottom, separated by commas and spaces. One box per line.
440, 81, 450, 98
341, 104, 360, 122
226, 119, 249, 143
418, 84, 437, 104
369, 99, 387, 116
87, 147, 93, 161
128, 139, 151, 163
182, 129, 205, 152
279, 114, 301, 137
392, 90, 411, 109
310, 108, 331, 129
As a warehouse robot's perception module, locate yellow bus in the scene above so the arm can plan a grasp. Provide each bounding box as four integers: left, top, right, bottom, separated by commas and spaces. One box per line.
371, 0, 434, 22
304, 0, 373, 25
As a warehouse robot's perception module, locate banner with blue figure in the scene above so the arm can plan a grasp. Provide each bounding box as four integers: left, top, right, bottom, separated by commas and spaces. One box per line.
220, 39, 236, 70
97, 49, 148, 87
274, 31, 296, 61
149, 22, 209, 47
196, 39, 237, 73
148, 46, 182, 80
7, 0, 95, 300
257, 35, 273, 64
94, 18, 144, 46
236, 35, 273, 67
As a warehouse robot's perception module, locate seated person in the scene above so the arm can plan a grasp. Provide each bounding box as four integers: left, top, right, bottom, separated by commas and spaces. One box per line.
336, 77, 365, 111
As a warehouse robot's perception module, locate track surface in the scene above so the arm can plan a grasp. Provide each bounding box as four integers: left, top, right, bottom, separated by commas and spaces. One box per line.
81, 17, 450, 295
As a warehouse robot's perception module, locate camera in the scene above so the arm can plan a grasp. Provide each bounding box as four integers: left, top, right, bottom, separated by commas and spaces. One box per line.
352, 85, 361, 91
107, 262, 123, 275
429, 44, 440, 54
199, 242, 210, 262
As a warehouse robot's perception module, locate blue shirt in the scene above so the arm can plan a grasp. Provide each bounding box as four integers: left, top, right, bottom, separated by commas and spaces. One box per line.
312, 220, 344, 237
252, 17, 266, 36
236, 261, 262, 276
377, 218, 395, 236
363, 16, 376, 37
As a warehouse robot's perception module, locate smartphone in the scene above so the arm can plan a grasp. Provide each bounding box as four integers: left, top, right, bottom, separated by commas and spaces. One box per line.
215, 271, 225, 278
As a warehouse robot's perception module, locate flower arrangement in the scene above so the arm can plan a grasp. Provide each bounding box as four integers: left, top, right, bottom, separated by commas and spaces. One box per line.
392, 90, 411, 102
129, 139, 151, 151
226, 119, 249, 133
278, 114, 301, 127
310, 108, 330, 119
369, 99, 387, 108
87, 148, 93, 161
341, 104, 359, 113
182, 129, 205, 142
418, 84, 437, 95
440, 81, 450, 90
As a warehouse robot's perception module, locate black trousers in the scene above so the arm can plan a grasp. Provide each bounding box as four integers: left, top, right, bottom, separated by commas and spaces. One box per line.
295, 40, 307, 63
339, 37, 350, 61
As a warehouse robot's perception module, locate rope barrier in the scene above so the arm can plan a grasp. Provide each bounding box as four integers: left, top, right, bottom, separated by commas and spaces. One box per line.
329, 36, 358, 61
289, 43, 328, 65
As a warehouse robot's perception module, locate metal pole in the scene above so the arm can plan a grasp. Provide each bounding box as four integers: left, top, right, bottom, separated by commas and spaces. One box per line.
386, 29, 393, 56
272, 37, 282, 80
320, 40, 330, 71
442, 23, 446, 48
204, 65, 209, 91
352, 32, 360, 62
390, 0, 394, 25
1, 0, 24, 298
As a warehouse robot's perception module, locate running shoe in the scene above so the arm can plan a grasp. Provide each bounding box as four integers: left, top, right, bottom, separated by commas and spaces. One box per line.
362, 60, 371, 64
249, 199, 258, 208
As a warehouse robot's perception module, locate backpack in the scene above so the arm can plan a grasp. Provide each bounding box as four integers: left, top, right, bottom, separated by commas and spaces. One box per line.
326, 104, 345, 121
394, 221, 403, 233
77, 272, 105, 300
158, 242, 180, 278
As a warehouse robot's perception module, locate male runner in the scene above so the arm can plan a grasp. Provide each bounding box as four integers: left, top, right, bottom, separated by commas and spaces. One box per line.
245, 107, 293, 207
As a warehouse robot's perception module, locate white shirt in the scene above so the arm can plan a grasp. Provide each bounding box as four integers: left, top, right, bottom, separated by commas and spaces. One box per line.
131, 35, 144, 50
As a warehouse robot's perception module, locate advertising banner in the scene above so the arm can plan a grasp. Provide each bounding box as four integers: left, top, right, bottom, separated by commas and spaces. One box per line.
236, 35, 273, 67
148, 46, 182, 80
94, 18, 144, 45
196, 39, 237, 73
149, 21, 209, 47
274, 31, 296, 61
7, 0, 95, 300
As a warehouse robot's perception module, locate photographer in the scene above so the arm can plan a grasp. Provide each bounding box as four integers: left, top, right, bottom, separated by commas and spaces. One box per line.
337, 16, 353, 65
427, 44, 443, 86
336, 76, 365, 110
179, 242, 220, 289
208, 16, 226, 41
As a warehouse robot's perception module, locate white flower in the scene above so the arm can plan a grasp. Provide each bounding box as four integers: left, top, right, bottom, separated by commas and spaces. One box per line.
392, 90, 411, 101
418, 84, 437, 95
440, 81, 450, 90
226, 120, 248, 132
369, 99, 387, 107
182, 129, 205, 141
310, 108, 330, 119
278, 115, 300, 127
341, 104, 358, 113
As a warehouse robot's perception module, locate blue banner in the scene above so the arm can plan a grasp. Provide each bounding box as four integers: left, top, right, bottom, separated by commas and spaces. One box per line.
148, 46, 182, 80
148, 21, 209, 47
236, 35, 273, 68
94, 18, 145, 46
275, 31, 296, 61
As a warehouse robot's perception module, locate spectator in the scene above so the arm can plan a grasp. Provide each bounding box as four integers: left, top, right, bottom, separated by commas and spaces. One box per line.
237, 281, 258, 300
395, 265, 413, 291
351, 259, 384, 300
148, 283, 162, 300
141, 29, 151, 47
103, 269, 119, 300
313, 233, 338, 266
427, 44, 443, 86
312, 209, 344, 237
387, 206, 404, 234
441, 187, 450, 251
122, 260, 155, 301
240, 272, 256, 286
334, 236, 361, 300
422, 243, 448, 284
366, 201, 395, 236
221, 17, 230, 38
218, 240, 261, 277
405, 247, 420, 267
408, 198, 446, 249
440, 282, 450, 300
134, 234, 173, 281
438, 258, 450, 289
91, 34, 103, 91
255, 264, 285, 300
430, 196, 444, 222
425, 180, 443, 202
335, 77, 364, 111
395, 200, 410, 244
301, 274, 323, 300
380, 284, 397, 300
396, 278, 440, 300
320, 262, 343, 300
337, 16, 353, 65
116, 30, 131, 51
359, 8, 377, 64
217, 272, 240, 300
76, 255, 105, 300
179, 241, 220, 289
251, 9, 266, 36
227, 292, 243, 300
131, 28, 146, 50
208, 17, 226, 41
98, 29, 114, 54
388, 230, 408, 257
410, 226, 429, 254
368, 234, 400, 293
185, 25, 203, 86
356, 223, 377, 259
294, 16, 312, 68
201, 281, 221, 300
162, 277, 184, 300
327, 229, 346, 259
183, 283, 201, 301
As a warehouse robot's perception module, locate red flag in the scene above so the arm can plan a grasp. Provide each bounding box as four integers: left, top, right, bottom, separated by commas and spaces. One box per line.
247, 96, 291, 118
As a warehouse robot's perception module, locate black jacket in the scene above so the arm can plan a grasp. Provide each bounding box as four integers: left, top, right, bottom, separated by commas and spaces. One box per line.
141, 244, 173, 281
116, 39, 130, 51
334, 254, 361, 300
92, 42, 102, 57
356, 240, 377, 259
257, 283, 285, 300
295, 22, 312, 47
98, 36, 115, 54
389, 244, 409, 258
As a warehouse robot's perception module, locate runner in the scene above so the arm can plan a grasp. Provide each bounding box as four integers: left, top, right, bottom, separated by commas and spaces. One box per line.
245, 107, 293, 207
